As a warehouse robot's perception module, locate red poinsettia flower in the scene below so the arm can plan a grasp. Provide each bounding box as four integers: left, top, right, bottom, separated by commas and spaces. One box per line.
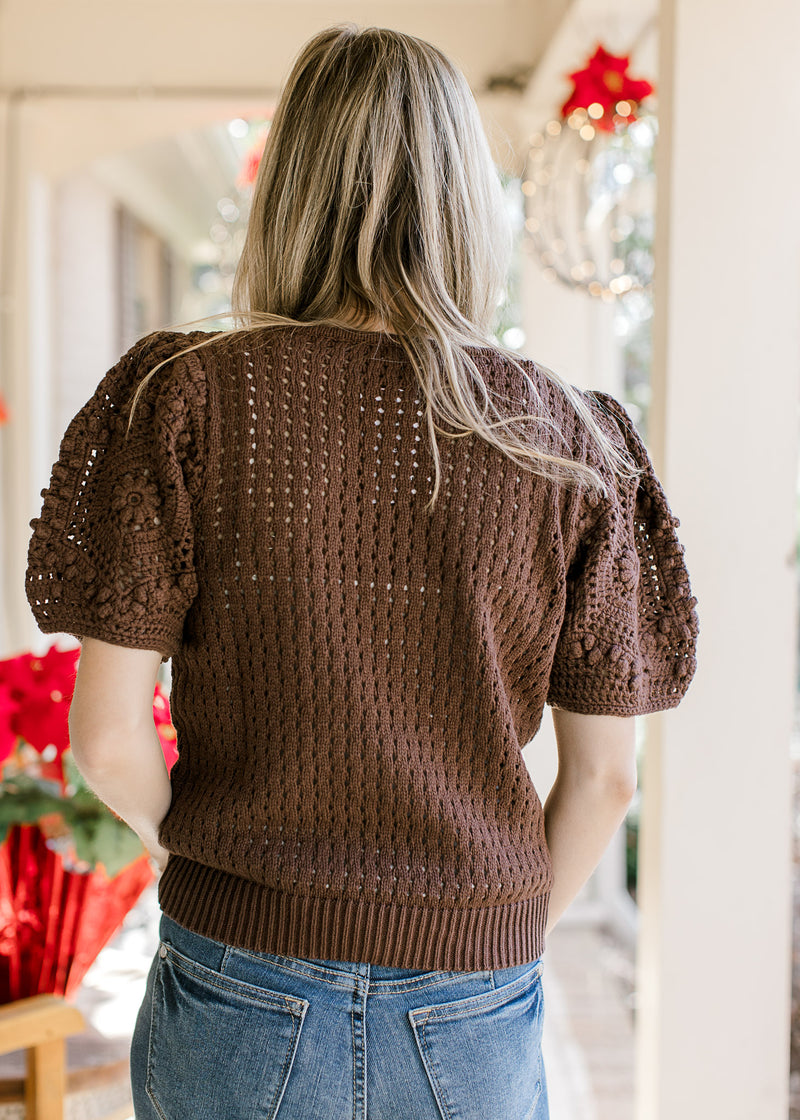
0, 682, 18, 764
0, 647, 80, 766
0, 643, 179, 782
561, 44, 654, 131
152, 682, 179, 773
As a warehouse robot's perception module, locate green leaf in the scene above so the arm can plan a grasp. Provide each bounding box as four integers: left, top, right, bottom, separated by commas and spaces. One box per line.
72, 815, 145, 878
0, 758, 145, 874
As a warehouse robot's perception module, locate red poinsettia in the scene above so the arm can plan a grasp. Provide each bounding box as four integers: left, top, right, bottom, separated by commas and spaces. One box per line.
153, 682, 179, 772
0, 646, 79, 773
0, 642, 182, 1001
0, 683, 17, 765
0, 643, 180, 782
561, 44, 654, 131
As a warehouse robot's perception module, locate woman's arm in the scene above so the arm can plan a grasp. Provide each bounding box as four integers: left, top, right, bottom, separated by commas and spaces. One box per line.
543, 708, 638, 935
67, 638, 172, 872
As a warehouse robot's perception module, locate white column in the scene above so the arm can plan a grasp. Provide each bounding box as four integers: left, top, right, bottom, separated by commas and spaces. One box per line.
26, 171, 55, 617
636, 2, 798, 1117
53, 173, 119, 423
0, 100, 42, 654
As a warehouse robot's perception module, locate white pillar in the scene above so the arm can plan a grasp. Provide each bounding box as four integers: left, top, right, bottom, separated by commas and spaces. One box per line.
636, 2, 798, 1117
0, 99, 40, 654
53, 173, 119, 421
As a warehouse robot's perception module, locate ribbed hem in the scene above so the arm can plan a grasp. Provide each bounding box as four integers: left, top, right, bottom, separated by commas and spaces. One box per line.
158, 856, 549, 972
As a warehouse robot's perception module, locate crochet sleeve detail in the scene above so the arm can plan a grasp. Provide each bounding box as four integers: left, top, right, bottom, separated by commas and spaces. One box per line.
546, 390, 699, 716
26, 331, 206, 662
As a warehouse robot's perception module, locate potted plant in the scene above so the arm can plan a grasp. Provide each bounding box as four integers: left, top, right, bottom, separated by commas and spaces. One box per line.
0, 642, 177, 1001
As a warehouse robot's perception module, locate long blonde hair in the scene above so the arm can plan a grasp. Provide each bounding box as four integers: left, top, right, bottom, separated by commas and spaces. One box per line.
128, 23, 640, 510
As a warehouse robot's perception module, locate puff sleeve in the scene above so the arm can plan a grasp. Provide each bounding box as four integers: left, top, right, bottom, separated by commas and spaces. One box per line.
25, 331, 206, 662
546, 390, 699, 715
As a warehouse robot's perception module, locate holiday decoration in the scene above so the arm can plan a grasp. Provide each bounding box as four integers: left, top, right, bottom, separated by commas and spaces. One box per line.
0, 643, 179, 1000
0, 823, 153, 1000
236, 121, 271, 190
560, 45, 653, 132
523, 42, 656, 301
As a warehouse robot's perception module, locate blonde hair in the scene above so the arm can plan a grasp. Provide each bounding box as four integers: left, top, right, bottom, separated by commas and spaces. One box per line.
127, 23, 641, 510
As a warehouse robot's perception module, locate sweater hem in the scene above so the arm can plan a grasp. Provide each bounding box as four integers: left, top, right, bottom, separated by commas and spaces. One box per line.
546, 690, 686, 716
27, 614, 180, 661
157, 856, 550, 972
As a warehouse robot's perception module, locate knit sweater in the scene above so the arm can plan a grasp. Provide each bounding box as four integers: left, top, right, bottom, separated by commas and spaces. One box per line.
26, 324, 698, 971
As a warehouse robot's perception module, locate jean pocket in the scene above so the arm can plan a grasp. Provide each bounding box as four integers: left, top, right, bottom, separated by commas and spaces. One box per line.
146, 941, 309, 1120
408, 961, 546, 1120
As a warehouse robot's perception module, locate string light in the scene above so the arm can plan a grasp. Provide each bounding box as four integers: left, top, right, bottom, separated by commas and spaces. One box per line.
522, 109, 657, 301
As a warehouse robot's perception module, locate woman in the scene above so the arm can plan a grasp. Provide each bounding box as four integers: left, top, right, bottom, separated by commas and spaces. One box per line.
25, 23, 698, 1120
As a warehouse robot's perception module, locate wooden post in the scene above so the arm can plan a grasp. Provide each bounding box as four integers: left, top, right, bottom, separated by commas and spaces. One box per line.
26, 1039, 66, 1120
0, 995, 85, 1120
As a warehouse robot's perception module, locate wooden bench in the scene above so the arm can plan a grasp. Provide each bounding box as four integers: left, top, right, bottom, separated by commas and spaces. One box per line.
0, 995, 86, 1120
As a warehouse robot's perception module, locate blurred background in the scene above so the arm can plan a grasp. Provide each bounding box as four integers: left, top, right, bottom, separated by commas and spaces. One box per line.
0, 1, 797, 1118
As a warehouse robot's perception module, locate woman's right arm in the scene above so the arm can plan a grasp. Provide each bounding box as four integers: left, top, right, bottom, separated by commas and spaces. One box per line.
543, 709, 638, 936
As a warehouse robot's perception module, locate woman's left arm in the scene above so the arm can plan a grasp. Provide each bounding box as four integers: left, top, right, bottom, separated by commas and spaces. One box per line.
68, 637, 172, 872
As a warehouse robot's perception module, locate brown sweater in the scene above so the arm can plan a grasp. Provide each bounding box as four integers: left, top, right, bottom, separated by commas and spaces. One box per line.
26, 324, 698, 970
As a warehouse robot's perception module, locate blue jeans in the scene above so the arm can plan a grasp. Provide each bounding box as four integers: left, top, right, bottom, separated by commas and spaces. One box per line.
131, 911, 549, 1120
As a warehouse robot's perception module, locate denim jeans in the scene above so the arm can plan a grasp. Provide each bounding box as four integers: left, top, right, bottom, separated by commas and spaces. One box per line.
130, 911, 549, 1120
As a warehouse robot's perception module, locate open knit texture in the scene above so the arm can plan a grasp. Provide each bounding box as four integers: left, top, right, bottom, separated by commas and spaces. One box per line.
26, 325, 698, 970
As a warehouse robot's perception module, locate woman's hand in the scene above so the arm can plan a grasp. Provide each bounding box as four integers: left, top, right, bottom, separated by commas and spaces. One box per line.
144, 837, 171, 874
136, 822, 171, 874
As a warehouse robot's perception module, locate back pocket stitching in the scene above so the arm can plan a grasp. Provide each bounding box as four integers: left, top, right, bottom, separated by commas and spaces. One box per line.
145, 956, 169, 1120
146, 948, 309, 1120
408, 974, 545, 1120
409, 962, 542, 1025
162, 942, 309, 1016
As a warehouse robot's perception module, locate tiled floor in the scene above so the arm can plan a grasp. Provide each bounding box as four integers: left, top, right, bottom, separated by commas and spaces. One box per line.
0, 884, 637, 1119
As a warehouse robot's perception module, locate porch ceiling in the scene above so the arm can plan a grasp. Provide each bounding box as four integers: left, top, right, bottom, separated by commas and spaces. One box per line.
4, 0, 573, 260
0, 0, 571, 94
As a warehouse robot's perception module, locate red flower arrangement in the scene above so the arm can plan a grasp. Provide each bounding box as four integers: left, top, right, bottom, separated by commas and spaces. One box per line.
0, 642, 178, 1000
560, 44, 654, 132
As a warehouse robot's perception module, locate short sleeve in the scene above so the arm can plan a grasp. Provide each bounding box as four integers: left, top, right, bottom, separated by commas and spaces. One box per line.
25, 331, 206, 662
546, 390, 699, 716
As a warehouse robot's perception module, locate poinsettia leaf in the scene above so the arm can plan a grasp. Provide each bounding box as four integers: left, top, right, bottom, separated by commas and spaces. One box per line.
0, 763, 141, 873
62, 750, 92, 794
0, 789, 68, 844
72, 814, 144, 878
